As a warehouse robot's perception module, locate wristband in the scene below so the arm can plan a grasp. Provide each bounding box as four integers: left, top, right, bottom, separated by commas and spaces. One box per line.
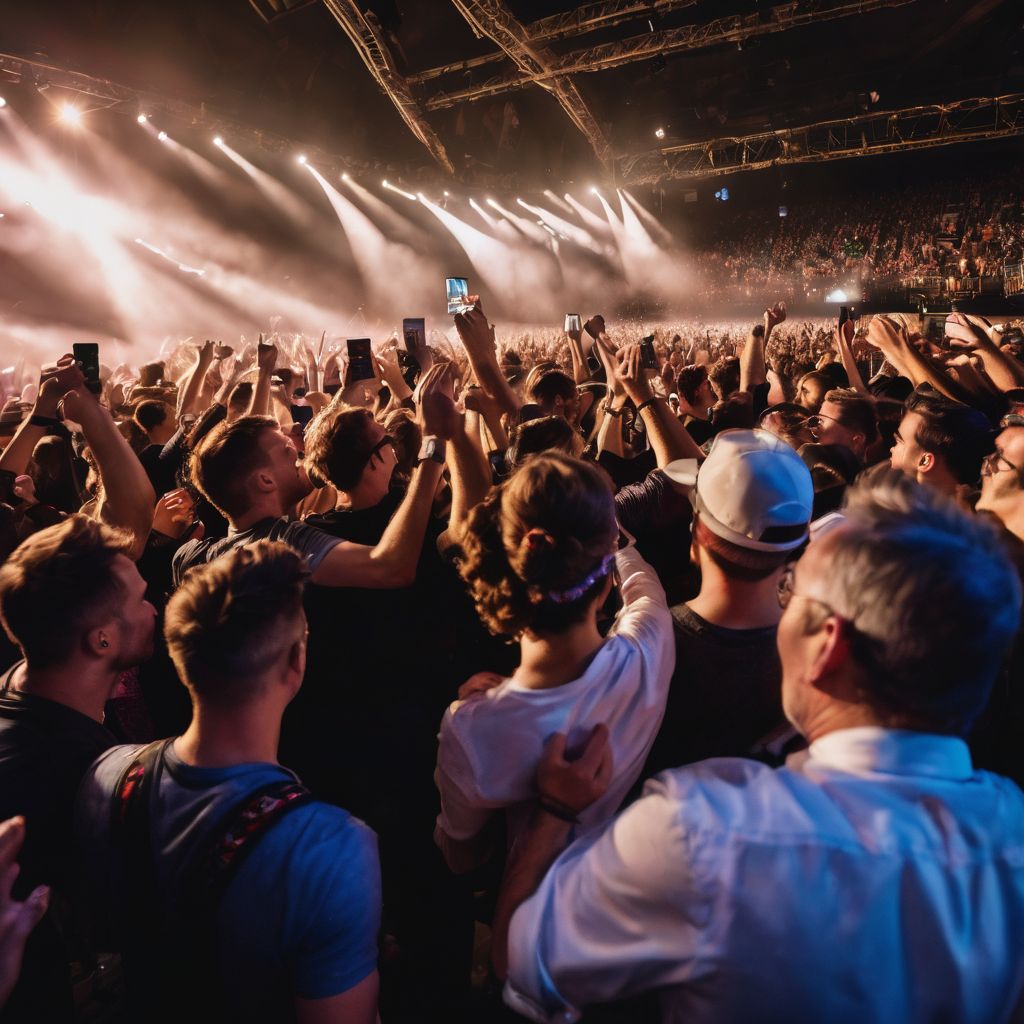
28, 414, 60, 428
538, 799, 579, 824
636, 396, 662, 415
603, 402, 624, 418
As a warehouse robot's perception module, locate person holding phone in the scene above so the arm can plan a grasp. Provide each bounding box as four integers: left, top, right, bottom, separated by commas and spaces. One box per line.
433, 452, 673, 874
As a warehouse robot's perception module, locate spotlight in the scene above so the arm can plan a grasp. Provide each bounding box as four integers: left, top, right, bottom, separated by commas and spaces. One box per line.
443, 190, 449, 197
297, 154, 307, 165
137, 114, 147, 124
416, 192, 424, 200
486, 197, 498, 208
213, 135, 224, 146
655, 127, 665, 139
58, 103, 83, 127
590, 186, 599, 195
341, 172, 350, 181
158, 130, 168, 142
0, 97, 6, 109
382, 179, 389, 188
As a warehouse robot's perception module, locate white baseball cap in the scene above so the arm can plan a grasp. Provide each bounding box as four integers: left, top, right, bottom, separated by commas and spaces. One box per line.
694, 429, 814, 552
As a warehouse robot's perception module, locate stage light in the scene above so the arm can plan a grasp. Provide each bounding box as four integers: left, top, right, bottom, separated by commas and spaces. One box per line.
341, 172, 350, 181
297, 154, 307, 165
416, 192, 424, 200
655, 127, 665, 139
213, 136, 224, 146
590, 186, 599, 195
382, 179, 389, 187
137, 114, 147, 124
486, 197, 499, 208
158, 130, 168, 142
58, 103, 83, 127
443, 190, 449, 197
0, 97, 6, 109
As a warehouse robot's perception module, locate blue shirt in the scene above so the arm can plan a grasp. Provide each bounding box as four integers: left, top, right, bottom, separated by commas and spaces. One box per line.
506, 728, 1024, 1023
75, 742, 380, 1016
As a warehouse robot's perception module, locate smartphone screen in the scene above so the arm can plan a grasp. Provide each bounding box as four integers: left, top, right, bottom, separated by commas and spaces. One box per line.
346, 338, 376, 383
640, 335, 658, 371
73, 342, 101, 394
446, 277, 472, 315
402, 317, 425, 359
565, 313, 582, 333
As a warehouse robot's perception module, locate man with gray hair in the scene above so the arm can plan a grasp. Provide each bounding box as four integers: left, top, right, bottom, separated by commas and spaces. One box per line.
492, 468, 1024, 1023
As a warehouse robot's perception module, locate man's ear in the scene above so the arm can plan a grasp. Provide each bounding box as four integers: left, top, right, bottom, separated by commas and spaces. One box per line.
252, 468, 276, 494
918, 451, 936, 474
83, 626, 113, 660
806, 615, 854, 695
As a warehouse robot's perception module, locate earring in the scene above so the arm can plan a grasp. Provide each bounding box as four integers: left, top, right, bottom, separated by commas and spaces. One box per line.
99, 638, 110, 649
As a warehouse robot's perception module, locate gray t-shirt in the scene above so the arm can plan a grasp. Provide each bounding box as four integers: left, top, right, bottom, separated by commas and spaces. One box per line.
172, 517, 341, 588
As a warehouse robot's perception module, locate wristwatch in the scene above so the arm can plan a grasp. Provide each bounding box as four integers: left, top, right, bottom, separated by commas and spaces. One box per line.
417, 436, 446, 466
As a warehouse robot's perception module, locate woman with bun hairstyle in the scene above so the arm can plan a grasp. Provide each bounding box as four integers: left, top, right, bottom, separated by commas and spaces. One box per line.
434, 452, 673, 873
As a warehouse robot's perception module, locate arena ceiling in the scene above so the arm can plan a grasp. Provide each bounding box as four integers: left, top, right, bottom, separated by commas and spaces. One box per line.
3, 0, 1023, 191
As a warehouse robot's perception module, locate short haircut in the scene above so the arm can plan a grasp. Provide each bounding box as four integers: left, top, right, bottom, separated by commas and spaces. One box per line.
138, 362, 165, 388
0, 516, 133, 668
508, 415, 581, 468
822, 388, 878, 444
708, 357, 740, 398
529, 370, 576, 406
133, 400, 170, 434
164, 541, 309, 707
304, 406, 377, 492
190, 415, 277, 519
905, 388, 994, 484
694, 515, 791, 582
818, 467, 1021, 732
677, 364, 709, 406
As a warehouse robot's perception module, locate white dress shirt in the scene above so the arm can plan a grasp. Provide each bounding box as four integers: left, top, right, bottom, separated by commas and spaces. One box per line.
506, 727, 1024, 1023
435, 546, 673, 850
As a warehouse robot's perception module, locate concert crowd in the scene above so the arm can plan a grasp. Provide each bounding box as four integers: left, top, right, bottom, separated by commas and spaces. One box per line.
0, 294, 1023, 1023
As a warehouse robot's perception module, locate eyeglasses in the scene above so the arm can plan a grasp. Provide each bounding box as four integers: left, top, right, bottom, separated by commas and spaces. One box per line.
365, 434, 395, 465
805, 412, 842, 430
777, 563, 838, 616
982, 449, 1021, 476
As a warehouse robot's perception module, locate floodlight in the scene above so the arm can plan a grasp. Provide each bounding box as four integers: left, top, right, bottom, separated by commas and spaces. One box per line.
655, 127, 665, 139
297, 154, 307, 165
382, 179, 389, 187
137, 114, 147, 124
0, 97, 7, 109
58, 104, 83, 127
157, 131, 168, 142
213, 136, 224, 146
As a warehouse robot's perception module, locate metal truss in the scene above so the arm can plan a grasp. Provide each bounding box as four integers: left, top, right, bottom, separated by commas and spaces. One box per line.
449, 0, 613, 168
408, 0, 698, 84
425, 0, 916, 110
245, 0, 318, 25
618, 93, 1024, 185
320, 0, 455, 173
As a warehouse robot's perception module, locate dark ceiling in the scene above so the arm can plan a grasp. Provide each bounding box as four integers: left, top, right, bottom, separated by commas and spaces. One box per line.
2, 0, 1023, 191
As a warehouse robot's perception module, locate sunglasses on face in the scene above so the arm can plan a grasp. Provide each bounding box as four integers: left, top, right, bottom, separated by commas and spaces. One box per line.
365, 434, 395, 466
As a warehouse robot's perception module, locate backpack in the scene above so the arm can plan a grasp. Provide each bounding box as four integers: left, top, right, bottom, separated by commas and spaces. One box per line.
110, 738, 312, 1021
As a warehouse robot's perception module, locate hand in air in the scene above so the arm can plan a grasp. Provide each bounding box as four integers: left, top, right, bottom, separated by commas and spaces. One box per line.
35, 355, 85, 418
416, 363, 460, 441
764, 302, 786, 334
614, 344, 654, 405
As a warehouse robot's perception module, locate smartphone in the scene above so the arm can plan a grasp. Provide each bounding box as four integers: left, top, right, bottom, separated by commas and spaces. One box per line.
839, 306, 850, 327
292, 404, 314, 427
583, 316, 603, 341
73, 342, 101, 394
446, 277, 473, 315
346, 338, 376, 383
402, 317, 425, 360
565, 313, 582, 333
640, 335, 658, 371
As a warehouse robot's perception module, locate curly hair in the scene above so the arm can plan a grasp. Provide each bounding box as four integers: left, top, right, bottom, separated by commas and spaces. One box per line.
458, 453, 616, 638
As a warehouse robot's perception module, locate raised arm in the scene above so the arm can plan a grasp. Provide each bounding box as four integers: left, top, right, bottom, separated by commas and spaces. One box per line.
248, 338, 277, 417
177, 341, 215, 418
961, 315, 1024, 392
615, 345, 705, 466
60, 388, 156, 559
565, 327, 589, 385
454, 301, 520, 419
740, 302, 782, 393
310, 364, 456, 588
833, 319, 869, 395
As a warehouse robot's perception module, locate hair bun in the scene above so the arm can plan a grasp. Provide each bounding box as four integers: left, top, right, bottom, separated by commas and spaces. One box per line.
523, 528, 555, 552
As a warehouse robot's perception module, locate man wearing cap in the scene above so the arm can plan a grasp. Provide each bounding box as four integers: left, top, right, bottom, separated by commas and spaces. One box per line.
494, 468, 1024, 1023
645, 430, 813, 775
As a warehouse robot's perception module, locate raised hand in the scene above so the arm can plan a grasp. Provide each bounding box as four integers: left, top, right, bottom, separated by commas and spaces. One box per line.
212, 342, 233, 361
152, 488, 197, 539
614, 344, 654, 406
416, 362, 460, 441
35, 356, 85, 418
256, 339, 278, 373
537, 724, 613, 819
453, 298, 493, 356
583, 314, 606, 340
764, 302, 786, 335
12, 476, 36, 506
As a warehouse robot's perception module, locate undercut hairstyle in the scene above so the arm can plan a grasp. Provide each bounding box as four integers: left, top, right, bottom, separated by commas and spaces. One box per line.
164, 540, 309, 708
822, 388, 878, 444
304, 406, 377, 492
133, 400, 170, 434
0, 516, 133, 668
529, 370, 576, 406
458, 453, 617, 637
677, 364, 709, 406
819, 467, 1021, 732
708, 356, 740, 399
693, 515, 792, 582
905, 388, 994, 484
190, 415, 277, 519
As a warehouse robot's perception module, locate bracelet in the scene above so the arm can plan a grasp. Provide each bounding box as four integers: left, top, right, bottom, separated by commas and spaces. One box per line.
636, 396, 662, 415
603, 402, 624, 418
28, 414, 60, 428
538, 799, 579, 824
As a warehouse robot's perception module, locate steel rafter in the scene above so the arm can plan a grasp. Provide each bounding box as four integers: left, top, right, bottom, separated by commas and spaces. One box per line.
449, 0, 613, 168
320, 0, 454, 174
408, 0, 698, 84
618, 93, 1024, 185
426, 0, 916, 111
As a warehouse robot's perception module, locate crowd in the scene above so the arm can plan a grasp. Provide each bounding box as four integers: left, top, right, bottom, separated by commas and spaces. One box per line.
0, 294, 1023, 1023
690, 171, 1024, 302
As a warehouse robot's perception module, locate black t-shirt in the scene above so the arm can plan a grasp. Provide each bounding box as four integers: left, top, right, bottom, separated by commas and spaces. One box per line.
137, 442, 183, 500
643, 606, 786, 777
0, 663, 115, 1021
